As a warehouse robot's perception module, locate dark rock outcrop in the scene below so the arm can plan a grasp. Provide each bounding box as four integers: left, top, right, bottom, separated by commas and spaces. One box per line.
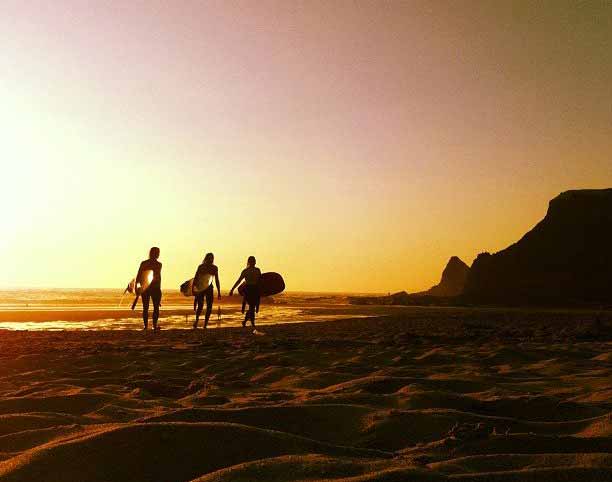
463, 189, 612, 304
417, 256, 470, 297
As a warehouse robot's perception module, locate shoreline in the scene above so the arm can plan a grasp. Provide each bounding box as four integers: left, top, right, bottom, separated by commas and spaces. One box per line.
0, 303, 610, 323
0, 306, 610, 338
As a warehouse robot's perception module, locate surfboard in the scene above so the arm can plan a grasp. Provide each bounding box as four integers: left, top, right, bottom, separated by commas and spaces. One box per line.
180, 279, 194, 297
124, 269, 154, 310
193, 272, 214, 293
180, 273, 214, 296
125, 269, 154, 295
238, 272, 285, 297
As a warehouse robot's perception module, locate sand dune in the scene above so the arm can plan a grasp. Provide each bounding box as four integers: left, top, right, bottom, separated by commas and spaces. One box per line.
0, 308, 610, 480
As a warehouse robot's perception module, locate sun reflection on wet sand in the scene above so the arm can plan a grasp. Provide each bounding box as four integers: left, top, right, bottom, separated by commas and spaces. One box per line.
0, 290, 381, 331
0, 306, 374, 331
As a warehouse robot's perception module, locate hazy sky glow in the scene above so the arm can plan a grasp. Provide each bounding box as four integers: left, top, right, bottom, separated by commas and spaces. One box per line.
1, 1, 611, 292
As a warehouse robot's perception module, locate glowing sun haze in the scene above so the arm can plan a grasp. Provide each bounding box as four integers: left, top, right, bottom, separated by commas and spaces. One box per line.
1, 1, 611, 293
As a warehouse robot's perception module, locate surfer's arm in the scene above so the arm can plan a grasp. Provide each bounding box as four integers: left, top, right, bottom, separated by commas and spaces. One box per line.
193, 264, 205, 288
229, 272, 245, 296
215, 271, 221, 298
135, 262, 144, 285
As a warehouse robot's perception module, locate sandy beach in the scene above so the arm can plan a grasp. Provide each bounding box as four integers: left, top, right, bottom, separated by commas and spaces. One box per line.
4, 0, 612, 479
0, 307, 610, 481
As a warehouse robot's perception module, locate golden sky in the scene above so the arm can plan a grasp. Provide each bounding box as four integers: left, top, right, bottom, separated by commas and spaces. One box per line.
1, 1, 611, 293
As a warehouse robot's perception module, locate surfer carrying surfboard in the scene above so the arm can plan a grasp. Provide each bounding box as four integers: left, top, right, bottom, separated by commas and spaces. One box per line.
192, 252, 221, 330
135, 247, 162, 330
229, 256, 261, 331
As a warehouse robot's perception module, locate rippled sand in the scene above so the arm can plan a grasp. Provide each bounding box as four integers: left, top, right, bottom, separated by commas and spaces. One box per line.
0, 307, 611, 481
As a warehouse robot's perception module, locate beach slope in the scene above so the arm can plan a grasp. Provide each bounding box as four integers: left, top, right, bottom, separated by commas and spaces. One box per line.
0, 309, 611, 481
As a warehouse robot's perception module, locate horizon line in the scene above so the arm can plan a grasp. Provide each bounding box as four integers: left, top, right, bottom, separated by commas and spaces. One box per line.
0, 286, 393, 296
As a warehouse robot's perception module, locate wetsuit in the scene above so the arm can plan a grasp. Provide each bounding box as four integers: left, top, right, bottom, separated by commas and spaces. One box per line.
137, 258, 162, 329
194, 263, 218, 328
241, 267, 261, 327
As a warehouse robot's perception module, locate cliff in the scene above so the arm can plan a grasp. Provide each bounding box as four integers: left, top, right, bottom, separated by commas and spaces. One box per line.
417, 256, 470, 297
463, 189, 612, 304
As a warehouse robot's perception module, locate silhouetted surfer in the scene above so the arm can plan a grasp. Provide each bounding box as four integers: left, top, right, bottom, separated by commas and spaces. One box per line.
136, 247, 162, 330
229, 256, 261, 332
193, 253, 220, 330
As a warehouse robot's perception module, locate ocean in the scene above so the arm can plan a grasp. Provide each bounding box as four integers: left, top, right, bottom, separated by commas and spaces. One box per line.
0, 288, 375, 331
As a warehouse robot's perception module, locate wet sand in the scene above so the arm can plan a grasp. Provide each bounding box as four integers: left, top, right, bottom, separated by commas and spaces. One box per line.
0, 299, 374, 330
0, 307, 611, 481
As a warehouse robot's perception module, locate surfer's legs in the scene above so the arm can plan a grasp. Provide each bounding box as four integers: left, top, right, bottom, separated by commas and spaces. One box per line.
141, 292, 150, 329
242, 305, 254, 327
204, 286, 214, 328
151, 289, 161, 329
246, 307, 256, 327
243, 309, 255, 327
194, 292, 204, 328
244, 285, 259, 327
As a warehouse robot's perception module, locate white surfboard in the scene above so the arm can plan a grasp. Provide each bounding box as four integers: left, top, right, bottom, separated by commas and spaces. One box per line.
193, 272, 214, 294
180, 273, 213, 296
126, 269, 154, 295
